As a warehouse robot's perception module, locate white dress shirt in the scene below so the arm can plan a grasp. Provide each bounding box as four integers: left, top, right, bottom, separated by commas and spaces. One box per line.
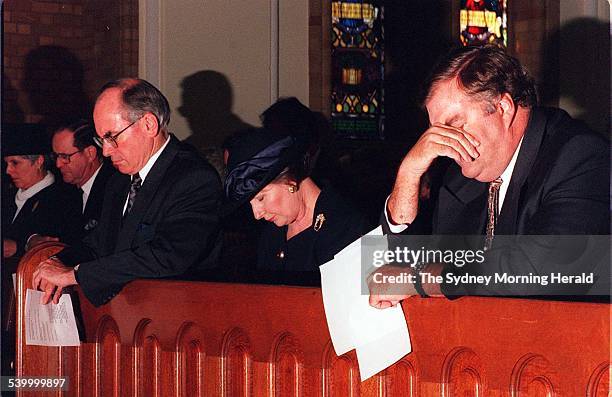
122, 135, 172, 214
79, 164, 103, 213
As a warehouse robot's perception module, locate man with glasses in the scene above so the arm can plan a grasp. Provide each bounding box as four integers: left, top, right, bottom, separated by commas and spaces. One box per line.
32, 78, 223, 307
25, 120, 116, 249
55, 121, 116, 236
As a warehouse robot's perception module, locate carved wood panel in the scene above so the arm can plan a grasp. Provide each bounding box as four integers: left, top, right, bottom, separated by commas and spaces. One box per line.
270, 332, 304, 396
384, 358, 418, 396
221, 327, 252, 397
510, 354, 557, 397
587, 361, 611, 397
442, 347, 485, 397
95, 316, 121, 397
175, 321, 206, 397
323, 342, 360, 396
14, 244, 612, 397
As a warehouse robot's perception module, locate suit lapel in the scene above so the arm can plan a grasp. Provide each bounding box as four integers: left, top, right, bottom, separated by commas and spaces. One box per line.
102, 174, 130, 251
6, 197, 17, 225
12, 190, 43, 225
436, 166, 488, 234
497, 108, 547, 234
116, 136, 180, 250
83, 162, 113, 219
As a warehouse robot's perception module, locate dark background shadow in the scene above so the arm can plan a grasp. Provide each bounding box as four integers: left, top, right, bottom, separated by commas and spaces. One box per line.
384, 0, 453, 146
540, 17, 610, 136
179, 70, 252, 151
23, 46, 91, 131
2, 72, 24, 124
329, 0, 454, 224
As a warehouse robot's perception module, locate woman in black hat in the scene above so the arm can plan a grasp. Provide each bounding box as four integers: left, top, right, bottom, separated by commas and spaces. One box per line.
2, 123, 81, 258
224, 128, 369, 276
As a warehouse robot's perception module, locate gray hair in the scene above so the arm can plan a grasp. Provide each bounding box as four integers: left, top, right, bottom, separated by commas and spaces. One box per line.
20, 154, 50, 171
96, 78, 171, 131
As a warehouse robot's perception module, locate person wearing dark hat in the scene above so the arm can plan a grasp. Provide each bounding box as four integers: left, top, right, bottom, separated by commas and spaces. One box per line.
2, 123, 82, 258
260, 97, 339, 188
224, 128, 369, 276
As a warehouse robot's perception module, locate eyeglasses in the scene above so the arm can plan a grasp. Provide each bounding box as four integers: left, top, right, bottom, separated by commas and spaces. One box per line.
93, 116, 142, 149
51, 150, 82, 163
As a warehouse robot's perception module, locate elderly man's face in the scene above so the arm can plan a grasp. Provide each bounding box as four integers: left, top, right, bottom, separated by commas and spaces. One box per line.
52, 129, 91, 187
93, 88, 153, 175
425, 79, 514, 182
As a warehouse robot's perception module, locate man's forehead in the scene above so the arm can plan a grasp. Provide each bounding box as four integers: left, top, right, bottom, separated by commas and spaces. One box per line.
94, 89, 123, 115
426, 80, 472, 116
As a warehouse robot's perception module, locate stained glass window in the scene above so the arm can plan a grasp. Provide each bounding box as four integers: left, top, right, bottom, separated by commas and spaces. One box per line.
331, 0, 384, 139
460, 0, 507, 47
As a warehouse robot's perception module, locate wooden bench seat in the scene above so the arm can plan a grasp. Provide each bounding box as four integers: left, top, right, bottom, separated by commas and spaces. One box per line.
14, 243, 611, 396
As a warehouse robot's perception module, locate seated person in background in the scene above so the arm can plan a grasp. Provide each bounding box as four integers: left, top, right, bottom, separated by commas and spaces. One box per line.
32, 78, 223, 306
224, 128, 369, 277
53, 120, 116, 237
370, 44, 609, 308
261, 97, 322, 169
2, 123, 82, 258
260, 97, 339, 187
28, 120, 117, 248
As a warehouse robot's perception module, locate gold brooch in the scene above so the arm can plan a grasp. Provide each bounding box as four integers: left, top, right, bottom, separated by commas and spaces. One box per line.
314, 213, 326, 232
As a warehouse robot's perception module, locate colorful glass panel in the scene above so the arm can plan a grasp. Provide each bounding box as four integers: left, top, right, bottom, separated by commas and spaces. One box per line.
331, 0, 384, 139
459, 0, 508, 47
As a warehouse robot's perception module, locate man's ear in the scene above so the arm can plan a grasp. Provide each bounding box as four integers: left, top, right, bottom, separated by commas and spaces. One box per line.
84, 145, 98, 161
141, 112, 160, 137
498, 92, 516, 127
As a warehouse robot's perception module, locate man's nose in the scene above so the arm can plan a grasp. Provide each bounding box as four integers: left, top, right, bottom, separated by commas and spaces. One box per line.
251, 204, 264, 220
102, 143, 114, 157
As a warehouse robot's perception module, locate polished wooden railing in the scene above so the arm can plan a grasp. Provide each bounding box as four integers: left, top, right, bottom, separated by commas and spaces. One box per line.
14, 243, 611, 396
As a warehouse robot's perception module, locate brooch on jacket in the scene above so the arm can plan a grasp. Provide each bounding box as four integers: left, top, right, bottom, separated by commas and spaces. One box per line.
314, 213, 326, 232
84, 219, 98, 231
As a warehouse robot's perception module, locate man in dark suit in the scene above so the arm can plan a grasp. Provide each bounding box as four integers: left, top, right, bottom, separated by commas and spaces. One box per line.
370, 45, 609, 307
27, 121, 116, 249
53, 120, 116, 237
33, 78, 223, 306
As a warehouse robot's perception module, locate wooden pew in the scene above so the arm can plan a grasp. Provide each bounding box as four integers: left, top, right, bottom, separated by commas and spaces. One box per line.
15, 243, 611, 396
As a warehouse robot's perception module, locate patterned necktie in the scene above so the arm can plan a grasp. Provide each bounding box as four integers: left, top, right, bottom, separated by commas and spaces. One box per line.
124, 173, 142, 216
484, 178, 503, 251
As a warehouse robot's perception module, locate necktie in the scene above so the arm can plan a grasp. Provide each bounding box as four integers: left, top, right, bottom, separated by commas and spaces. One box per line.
124, 173, 142, 216
484, 178, 503, 251
79, 187, 86, 214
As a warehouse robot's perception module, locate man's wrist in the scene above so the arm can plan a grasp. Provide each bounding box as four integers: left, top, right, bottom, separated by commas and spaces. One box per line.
412, 262, 429, 297
384, 196, 409, 232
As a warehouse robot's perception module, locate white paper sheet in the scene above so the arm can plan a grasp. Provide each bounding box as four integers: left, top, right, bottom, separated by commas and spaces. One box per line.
25, 289, 80, 346
320, 226, 411, 381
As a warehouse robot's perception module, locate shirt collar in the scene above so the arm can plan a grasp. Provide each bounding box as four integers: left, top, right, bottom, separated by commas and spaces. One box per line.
498, 136, 524, 209
80, 163, 103, 196
15, 172, 55, 202
135, 135, 171, 182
